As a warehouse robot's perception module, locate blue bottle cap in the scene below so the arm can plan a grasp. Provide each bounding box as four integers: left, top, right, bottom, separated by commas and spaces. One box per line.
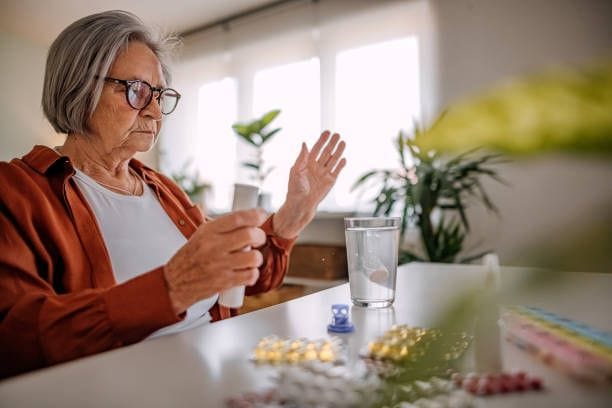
327, 304, 354, 333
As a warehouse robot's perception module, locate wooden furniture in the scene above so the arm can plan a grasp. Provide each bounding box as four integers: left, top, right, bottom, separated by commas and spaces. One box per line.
1, 263, 610, 407
242, 243, 348, 313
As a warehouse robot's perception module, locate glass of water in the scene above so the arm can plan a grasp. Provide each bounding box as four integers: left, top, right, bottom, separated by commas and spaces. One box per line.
344, 217, 401, 308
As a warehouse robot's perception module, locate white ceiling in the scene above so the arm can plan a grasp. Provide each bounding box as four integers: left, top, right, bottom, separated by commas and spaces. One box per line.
0, 0, 275, 46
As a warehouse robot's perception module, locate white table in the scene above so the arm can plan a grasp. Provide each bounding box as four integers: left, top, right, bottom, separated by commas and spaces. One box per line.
1, 263, 611, 407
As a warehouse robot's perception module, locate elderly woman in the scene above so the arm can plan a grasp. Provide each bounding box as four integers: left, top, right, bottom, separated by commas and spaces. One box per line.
0, 10, 346, 379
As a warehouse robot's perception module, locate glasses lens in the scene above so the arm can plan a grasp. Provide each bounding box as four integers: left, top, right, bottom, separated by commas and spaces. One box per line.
127, 81, 151, 109
159, 89, 180, 115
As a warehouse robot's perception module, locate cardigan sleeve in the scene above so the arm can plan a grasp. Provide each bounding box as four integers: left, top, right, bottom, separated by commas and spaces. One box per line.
211, 214, 297, 321
0, 210, 182, 379
245, 214, 296, 295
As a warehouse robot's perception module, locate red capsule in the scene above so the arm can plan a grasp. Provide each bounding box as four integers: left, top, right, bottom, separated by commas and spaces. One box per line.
501, 378, 517, 392
514, 379, 527, 392
485, 373, 498, 382
476, 382, 491, 396
464, 381, 479, 394
486, 381, 501, 395
529, 378, 543, 390
498, 380, 510, 393
514, 371, 527, 380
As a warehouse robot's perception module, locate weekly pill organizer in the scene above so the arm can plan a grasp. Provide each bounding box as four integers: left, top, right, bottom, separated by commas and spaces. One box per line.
500, 305, 612, 383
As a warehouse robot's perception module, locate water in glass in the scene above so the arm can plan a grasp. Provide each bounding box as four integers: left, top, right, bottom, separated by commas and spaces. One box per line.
345, 218, 400, 307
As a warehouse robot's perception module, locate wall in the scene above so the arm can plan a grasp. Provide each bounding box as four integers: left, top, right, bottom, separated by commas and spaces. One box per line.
430, 0, 612, 270
0, 31, 158, 166
0, 31, 58, 160
1, 1, 610, 271
302, 0, 612, 272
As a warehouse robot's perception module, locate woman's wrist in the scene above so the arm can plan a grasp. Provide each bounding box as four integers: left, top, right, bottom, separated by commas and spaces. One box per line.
162, 264, 187, 315
272, 201, 315, 239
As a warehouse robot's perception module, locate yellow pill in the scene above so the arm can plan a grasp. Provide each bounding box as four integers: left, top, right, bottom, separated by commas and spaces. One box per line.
290, 340, 303, 350
254, 348, 267, 360
319, 349, 335, 362
303, 349, 318, 360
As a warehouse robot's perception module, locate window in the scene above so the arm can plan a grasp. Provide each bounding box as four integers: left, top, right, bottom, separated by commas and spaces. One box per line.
196, 78, 238, 211
334, 37, 420, 209
252, 58, 321, 208
162, 1, 433, 213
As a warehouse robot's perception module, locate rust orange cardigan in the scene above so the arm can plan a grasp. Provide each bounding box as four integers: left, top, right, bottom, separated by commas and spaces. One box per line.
0, 146, 295, 379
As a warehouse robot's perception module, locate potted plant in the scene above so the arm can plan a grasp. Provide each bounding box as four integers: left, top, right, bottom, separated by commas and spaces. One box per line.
231, 109, 282, 201
171, 159, 211, 209
352, 126, 506, 264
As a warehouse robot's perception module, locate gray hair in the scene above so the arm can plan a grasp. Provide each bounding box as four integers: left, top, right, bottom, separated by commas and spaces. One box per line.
42, 10, 179, 135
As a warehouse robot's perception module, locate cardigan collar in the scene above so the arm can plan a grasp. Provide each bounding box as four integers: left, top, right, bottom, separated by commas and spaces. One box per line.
22, 145, 150, 175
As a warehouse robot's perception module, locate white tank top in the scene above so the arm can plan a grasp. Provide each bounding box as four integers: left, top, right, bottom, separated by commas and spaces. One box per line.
73, 169, 218, 339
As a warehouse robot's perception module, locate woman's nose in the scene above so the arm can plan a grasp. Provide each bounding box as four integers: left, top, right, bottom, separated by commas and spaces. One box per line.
140, 94, 162, 120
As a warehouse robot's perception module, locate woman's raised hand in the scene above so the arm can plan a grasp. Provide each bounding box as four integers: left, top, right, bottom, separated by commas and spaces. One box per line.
164, 209, 268, 314
273, 131, 346, 239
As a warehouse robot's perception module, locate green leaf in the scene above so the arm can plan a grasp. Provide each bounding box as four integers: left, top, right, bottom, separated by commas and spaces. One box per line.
231, 124, 251, 137
262, 166, 275, 179
260, 109, 281, 127
262, 127, 281, 143
241, 162, 260, 170
235, 131, 258, 147
475, 179, 498, 213
397, 131, 406, 166
399, 249, 424, 264
451, 188, 470, 231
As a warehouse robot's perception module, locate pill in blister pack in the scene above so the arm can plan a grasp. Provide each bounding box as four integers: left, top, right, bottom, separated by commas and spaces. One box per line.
252, 335, 344, 365
451, 371, 543, 396
366, 325, 471, 363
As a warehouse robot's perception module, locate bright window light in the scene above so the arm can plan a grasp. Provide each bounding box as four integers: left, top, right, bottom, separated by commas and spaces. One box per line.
197, 78, 238, 211
253, 58, 321, 209
334, 37, 420, 210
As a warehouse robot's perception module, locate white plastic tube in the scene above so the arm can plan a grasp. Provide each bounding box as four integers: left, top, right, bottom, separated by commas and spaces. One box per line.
218, 183, 259, 308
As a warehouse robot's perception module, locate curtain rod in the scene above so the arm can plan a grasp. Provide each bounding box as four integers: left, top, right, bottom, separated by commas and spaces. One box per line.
180, 0, 315, 37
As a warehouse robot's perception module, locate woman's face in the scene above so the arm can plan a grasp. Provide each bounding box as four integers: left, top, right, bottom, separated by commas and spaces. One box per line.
87, 41, 165, 159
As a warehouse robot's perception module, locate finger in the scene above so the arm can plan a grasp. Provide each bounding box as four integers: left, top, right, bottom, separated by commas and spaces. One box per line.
318, 133, 340, 163
232, 268, 260, 287
325, 140, 346, 169
227, 249, 264, 269
330, 158, 347, 178
291, 143, 309, 172
308, 130, 330, 163
205, 208, 268, 233
223, 227, 266, 252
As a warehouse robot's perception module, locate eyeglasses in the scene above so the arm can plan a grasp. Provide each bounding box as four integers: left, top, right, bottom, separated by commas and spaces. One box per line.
101, 77, 181, 115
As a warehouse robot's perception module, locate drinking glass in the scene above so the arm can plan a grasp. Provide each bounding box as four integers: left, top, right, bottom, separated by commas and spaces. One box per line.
344, 217, 401, 307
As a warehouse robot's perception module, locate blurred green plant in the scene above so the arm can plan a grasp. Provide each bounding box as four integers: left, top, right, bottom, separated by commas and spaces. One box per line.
171, 159, 210, 203
232, 109, 282, 188
368, 61, 612, 407
353, 129, 506, 264
416, 61, 612, 155
349, 61, 612, 408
